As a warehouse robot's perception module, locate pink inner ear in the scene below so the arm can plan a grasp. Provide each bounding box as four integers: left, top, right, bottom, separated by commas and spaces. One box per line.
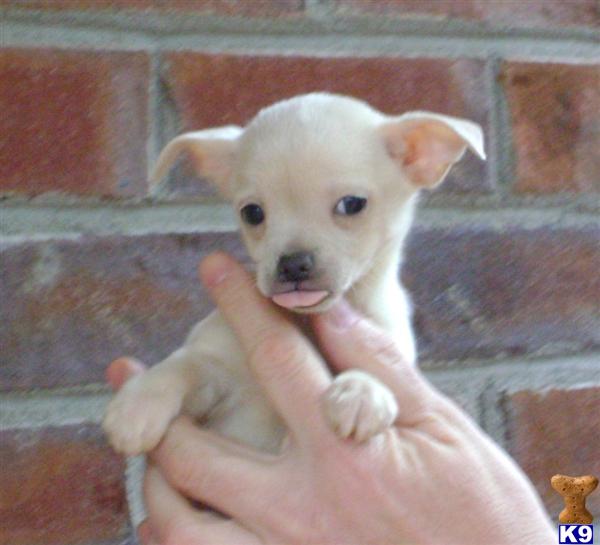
385, 120, 467, 188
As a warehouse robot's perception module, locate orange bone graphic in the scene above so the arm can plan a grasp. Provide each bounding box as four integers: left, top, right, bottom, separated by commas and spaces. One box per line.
551, 474, 598, 524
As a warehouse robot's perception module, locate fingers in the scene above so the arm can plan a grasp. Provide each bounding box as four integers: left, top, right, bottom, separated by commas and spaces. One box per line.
199, 252, 331, 439
137, 521, 155, 545
106, 357, 146, 391
144, 465, 261, 545
150, 415, 272, 521
312, 300, 435, 422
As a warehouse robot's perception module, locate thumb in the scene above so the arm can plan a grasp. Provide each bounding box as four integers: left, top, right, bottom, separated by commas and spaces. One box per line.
106, 357, 146, 391
312, 300, 432, 412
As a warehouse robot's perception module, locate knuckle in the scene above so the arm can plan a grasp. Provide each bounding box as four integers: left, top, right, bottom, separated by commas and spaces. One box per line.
163, 521, 199, 545
167, 455, 199, 493
362, 328, 403, 367
158, 433, 205, 494
170, 458, 220, 501
173, 450, 219, 497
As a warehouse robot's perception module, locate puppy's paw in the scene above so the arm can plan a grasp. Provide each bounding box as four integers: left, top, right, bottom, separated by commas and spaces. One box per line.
323, 370, 398, 442
103, 377, 182, 456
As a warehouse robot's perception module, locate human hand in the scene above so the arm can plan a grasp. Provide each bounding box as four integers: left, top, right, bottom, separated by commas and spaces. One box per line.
108, 252, 554, 545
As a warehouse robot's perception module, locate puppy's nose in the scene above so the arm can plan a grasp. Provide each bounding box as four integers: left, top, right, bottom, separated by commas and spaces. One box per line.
277, 252, 315, 283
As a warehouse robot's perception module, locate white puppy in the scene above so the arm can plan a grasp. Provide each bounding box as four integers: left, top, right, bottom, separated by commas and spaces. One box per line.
103, 93, 484, 454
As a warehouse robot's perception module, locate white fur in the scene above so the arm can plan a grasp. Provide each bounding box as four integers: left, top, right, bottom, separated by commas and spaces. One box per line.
103, 93, 484, 454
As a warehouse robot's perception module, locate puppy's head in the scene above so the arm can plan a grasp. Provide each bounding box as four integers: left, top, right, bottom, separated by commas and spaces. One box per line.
153, 93, 484, 313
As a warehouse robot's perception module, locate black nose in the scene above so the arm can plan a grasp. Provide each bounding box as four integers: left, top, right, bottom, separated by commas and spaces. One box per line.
277, 252, 315, 283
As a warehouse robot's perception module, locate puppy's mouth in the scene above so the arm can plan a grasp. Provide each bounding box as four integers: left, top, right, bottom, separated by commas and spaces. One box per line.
271, 282, 330, 310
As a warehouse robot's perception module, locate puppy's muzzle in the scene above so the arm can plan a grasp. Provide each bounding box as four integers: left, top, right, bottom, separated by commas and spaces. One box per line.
277, 251, 314, 283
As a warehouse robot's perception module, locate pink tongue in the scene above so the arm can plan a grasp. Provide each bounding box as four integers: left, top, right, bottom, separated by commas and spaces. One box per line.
272, 290, 328, 309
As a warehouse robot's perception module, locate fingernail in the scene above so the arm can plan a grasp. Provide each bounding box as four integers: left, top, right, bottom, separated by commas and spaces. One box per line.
327, 299, 360, 331
201, 253, 232, 287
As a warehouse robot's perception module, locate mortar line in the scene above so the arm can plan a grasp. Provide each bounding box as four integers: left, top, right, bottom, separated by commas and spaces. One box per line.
491, 382, 510, 449
478, 376, 500, 442
417, 205, 600, 228
0, 202, 237, 237
2, 352, 598, 431
424, 351, 600, 389
0, 391, 110, 430
146, 51, 161, 180
2, 202, 599, 238
487, 56, 513, 197
1, 17, 599, 61
2, 7, 599, 43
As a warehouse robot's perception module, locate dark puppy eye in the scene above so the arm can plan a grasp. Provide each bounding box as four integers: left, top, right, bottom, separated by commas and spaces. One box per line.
334, 196, 367, 216
240, 203, 265, 226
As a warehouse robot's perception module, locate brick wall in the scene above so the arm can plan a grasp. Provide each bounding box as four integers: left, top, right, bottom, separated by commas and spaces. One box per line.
1, 1, 598, 543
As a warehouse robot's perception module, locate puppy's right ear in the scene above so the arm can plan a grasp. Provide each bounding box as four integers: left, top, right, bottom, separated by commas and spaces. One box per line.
150, 125, 243, 198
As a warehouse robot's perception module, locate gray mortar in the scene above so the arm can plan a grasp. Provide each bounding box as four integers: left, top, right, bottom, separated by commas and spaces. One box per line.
487, 56, 516, 196
2, 352, 597, 432
0, 202, 236, 236
1, 12, 599, 61
2, 203, 598, 238
146, 52, 162, 177
420, 191, 600, 212
0, 391, 110, 430
2, 4, 599, 42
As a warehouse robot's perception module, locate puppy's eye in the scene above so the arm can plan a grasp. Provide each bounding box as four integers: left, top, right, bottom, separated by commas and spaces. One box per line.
334, 196, 367, 216
240, 203, 265, 226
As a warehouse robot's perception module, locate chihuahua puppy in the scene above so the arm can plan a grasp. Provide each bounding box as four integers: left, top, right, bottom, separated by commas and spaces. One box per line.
103, 93, 484, 454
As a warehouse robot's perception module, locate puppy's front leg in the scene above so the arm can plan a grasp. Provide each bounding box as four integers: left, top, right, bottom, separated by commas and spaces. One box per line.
103, 348, 205, 456
323, 370, 398, 442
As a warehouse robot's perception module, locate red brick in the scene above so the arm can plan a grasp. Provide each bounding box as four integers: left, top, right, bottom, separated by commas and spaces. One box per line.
501, 62, 600, 194
0, 0, 304, 17
0, 48, 149, 198
0, 425, 127, 545
504, 387, 600, 520
0, 233, 247, 390
334, 0, 599, 29
403, 225, 600, 365
163, 53, 489, 194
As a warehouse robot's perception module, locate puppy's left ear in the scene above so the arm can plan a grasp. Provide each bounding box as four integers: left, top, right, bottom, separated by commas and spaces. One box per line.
380, 112, 485, 188
150, 125, 243, 198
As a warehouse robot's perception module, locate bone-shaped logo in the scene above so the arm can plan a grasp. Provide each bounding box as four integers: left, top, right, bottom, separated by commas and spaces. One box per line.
551, 474, 598, 524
